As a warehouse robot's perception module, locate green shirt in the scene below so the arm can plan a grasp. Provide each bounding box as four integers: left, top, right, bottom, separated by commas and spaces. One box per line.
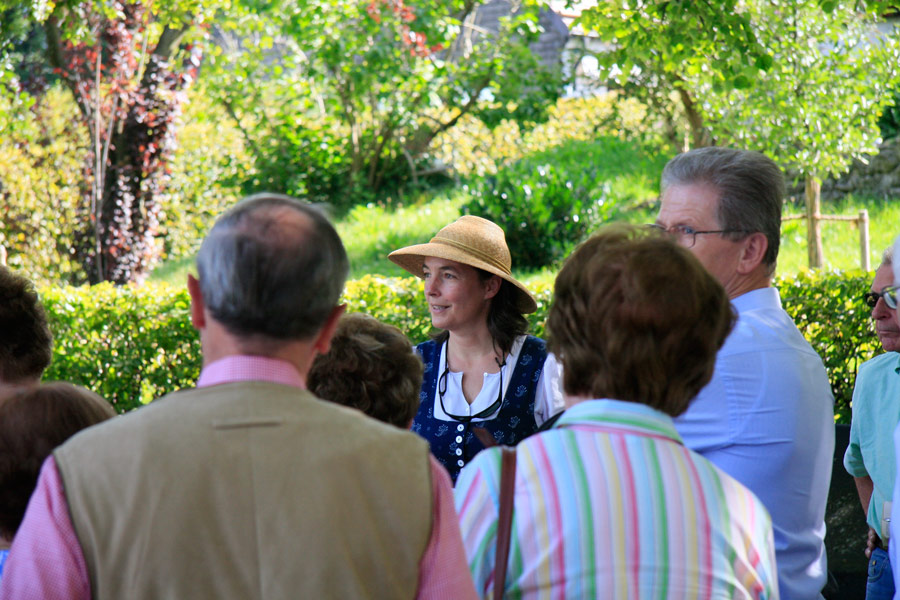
845, 351, 900, 534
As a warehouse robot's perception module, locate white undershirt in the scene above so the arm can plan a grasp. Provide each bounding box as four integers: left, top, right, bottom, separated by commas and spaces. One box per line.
431, 335, 565, 426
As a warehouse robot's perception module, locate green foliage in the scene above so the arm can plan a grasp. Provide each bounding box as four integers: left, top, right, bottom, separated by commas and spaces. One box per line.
430, 93, 657, 178
343, 276, 432, 342
0, 0, 229, 284
157, 89, 249, 261
701, 2, 900, 181
41, 282, 201, 413
206, 0, 563, 213
42, 269, 872, 423
0, 86, 88, 284
578, 0, 769, 91
776, 269, 878, 423
1, 85, 248, 284
581, 0, 900, 181
462, 137, 668, 269
878, 90, 900, 140
465, 161, 607, 269
0, 4, 38, 134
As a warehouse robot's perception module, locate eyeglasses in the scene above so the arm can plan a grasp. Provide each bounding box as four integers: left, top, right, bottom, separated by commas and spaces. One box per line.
881, 285, 900, 309
437, 339, 505, 425
648, 224, 753, 248
864, 290, 890, 309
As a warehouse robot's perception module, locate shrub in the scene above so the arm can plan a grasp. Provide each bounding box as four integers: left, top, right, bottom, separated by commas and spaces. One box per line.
431, 93, 656, 177
776, 269, 877, 423
39, 270, 873, 422
462, 137, 668, 269
41, 283, 201, 413
465, 162, 607, 269
0, 87, 88, 285
877, 89, 900, 140
0, 86, 251, 285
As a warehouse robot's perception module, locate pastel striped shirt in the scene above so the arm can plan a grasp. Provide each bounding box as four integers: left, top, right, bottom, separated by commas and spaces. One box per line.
455, 399, 778, 599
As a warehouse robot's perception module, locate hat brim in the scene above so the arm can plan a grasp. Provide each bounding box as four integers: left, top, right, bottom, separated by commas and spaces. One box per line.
388, 242, 538, 314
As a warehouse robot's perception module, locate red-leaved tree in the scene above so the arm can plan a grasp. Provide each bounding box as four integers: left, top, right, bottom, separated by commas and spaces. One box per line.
42, 0, 203, 283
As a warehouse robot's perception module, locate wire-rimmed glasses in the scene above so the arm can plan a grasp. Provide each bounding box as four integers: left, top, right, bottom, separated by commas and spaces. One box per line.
648, 224, 753, 248
881, 285, 900, 309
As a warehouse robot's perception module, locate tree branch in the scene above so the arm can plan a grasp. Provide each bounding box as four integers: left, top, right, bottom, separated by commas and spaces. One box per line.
43, 15, 91, 123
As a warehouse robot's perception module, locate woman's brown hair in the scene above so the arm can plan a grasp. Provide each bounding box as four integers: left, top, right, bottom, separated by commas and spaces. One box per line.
0, 382, 115, 539
308, 313, 423, 428
547, 224, 735, 416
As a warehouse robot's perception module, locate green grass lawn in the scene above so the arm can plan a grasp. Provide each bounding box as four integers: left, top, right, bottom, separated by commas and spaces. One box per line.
149, 193, 899, 287
777, 196, 900, 276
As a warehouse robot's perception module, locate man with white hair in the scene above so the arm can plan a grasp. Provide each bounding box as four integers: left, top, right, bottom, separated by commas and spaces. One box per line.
845, 246, 900, 599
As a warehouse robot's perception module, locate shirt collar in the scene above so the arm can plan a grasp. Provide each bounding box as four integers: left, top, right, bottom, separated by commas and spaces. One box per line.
730, 286, 781, 314
196, 355, 306, 389
552, 399, 683, 444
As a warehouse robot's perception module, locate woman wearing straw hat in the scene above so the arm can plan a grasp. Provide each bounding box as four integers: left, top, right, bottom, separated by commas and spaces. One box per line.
388, 215, 563, 483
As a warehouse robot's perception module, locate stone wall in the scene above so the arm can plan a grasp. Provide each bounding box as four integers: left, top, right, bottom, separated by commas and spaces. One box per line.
792, 137, 900, 201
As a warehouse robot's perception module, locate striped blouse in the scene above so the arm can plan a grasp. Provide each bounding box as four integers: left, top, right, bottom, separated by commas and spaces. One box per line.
455, 399, 778, 599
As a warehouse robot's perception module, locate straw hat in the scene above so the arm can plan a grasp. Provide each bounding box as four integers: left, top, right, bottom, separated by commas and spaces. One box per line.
388, 215, 537, 314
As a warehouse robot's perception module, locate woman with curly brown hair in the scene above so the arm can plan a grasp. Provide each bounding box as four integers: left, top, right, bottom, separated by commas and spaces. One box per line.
455, 225, 778, 598
308, 313, 423, 429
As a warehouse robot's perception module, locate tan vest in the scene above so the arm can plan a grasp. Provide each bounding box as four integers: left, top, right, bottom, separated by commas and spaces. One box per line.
54, 382, 433, 599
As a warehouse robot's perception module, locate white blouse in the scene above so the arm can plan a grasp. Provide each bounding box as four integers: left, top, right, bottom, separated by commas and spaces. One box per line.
430, 335, 565, 426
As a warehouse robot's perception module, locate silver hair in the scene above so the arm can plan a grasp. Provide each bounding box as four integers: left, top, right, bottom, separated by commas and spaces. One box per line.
661, 147, 784, 274
882, 245, 893, 267
196, 193, 349, 341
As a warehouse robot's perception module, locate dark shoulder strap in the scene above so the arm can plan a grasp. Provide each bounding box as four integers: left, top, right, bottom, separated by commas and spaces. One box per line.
494, 446, 516, 600
536, 410, 565, 433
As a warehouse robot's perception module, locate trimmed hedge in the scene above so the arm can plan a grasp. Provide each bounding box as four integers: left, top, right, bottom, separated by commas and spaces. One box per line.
42, 283, 202, 413
777, 269, 877, 423
40, 270, 876, 421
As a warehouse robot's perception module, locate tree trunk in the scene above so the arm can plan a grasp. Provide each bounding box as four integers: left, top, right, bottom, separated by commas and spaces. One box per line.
45, 6, 195, 284
94, 56, 168, 284
805, 176, 824, 269
673, 78, 712, 148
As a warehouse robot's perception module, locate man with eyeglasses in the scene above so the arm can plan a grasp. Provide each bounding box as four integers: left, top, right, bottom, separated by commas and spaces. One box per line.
846, 247, 900, 600
655, 147, 835, 600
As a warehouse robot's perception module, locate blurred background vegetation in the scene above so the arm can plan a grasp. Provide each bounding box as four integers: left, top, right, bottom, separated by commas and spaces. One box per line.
1, 0, 899, 420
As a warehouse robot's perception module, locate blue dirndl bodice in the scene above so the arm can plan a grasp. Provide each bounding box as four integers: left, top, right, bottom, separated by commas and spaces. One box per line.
412, 335, 547, 483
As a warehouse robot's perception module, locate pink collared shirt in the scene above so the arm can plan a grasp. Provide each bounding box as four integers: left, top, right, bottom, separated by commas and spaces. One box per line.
0, 355, 475, 599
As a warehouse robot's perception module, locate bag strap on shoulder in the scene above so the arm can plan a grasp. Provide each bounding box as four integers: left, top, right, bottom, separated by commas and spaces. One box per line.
494, 446, 516, 600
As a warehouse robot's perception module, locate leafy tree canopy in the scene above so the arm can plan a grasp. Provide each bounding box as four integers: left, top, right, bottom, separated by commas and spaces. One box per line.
578, 0, 900, 267
206, 0, 564, 209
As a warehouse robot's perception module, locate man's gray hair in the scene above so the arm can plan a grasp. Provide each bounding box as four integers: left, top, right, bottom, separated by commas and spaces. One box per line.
196, 193, 349, 341
661, 147, 784, 273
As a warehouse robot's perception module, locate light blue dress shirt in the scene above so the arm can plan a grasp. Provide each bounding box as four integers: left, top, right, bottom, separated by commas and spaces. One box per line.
674, 286, 835, 600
